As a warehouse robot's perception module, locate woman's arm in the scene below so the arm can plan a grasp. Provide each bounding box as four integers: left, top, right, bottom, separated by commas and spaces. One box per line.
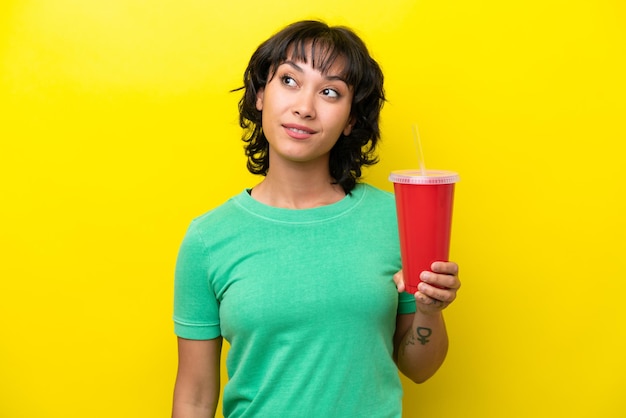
393, 262, 460, 383
172, 337, 223, 418
393, 310, 448, 383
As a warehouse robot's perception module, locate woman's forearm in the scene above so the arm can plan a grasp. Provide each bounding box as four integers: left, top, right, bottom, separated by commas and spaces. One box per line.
397, 311, 448, 383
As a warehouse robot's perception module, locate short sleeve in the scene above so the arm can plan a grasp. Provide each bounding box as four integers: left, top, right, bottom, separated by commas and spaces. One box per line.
173, 222, 221, 340
397, 291, 417, 315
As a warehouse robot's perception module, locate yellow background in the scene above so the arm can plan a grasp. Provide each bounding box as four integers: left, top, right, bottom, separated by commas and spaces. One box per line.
1, 0, 625, 417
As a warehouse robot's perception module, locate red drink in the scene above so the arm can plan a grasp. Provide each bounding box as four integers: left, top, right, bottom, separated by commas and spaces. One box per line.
389, 170, 459, 294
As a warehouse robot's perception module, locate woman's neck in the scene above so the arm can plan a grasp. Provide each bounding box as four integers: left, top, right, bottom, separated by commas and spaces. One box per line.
250, 164, 346, 209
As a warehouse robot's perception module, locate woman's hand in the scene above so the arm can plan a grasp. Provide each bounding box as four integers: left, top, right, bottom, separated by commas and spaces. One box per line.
393, 261, 461, 314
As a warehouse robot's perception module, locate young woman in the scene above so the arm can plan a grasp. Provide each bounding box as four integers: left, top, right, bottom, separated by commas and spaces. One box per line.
172, 20, 461, 418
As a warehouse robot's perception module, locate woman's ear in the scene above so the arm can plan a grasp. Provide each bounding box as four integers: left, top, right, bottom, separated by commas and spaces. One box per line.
256, 88, 265, 111
343, 116, 356, 136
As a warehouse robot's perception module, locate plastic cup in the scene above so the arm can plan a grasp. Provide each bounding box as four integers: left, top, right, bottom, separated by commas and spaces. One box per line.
389, 169, 459, 294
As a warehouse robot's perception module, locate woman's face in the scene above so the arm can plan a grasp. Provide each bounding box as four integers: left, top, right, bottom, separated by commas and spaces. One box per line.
255, 52, 354, 172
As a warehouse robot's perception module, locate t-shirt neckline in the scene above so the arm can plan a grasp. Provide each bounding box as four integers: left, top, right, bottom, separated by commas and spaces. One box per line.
233, 183, 368, 224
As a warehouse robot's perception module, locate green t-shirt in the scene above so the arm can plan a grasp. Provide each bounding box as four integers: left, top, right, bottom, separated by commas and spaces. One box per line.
174, 183, 416, 417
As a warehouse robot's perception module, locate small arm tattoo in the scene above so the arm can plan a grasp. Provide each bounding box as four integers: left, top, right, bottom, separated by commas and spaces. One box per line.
401, 326, 434, 356
416, 327, 432, 345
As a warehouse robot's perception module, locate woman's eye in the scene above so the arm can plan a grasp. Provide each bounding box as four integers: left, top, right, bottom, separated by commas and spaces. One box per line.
281, 75, 297, 87
322, 88, 340, 98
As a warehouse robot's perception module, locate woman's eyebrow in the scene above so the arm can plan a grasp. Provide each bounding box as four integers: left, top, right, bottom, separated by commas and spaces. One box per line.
324, 74, 348, 84
282, 60, 348, 84
283, 60, 304, 73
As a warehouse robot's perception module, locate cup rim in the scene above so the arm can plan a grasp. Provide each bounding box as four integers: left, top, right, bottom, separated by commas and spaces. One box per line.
389, 169, 460, 185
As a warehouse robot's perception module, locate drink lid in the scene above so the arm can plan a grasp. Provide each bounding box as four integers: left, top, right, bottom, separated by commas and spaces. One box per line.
389, 169, 460, 185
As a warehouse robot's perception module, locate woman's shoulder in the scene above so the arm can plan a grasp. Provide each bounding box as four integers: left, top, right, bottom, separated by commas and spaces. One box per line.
352, 183, 397, 222
355, 182, 395, 202
189, 189, 249, 229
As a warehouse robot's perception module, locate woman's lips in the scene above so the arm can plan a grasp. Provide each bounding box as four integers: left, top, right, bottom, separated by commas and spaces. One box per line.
283, 124, 316, 139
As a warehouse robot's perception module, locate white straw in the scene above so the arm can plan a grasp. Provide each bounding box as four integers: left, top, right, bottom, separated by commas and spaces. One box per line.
412, 123, 427, 176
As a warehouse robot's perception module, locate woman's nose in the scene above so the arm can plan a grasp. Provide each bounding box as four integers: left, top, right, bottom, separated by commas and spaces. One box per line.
292, 91, 316, 119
